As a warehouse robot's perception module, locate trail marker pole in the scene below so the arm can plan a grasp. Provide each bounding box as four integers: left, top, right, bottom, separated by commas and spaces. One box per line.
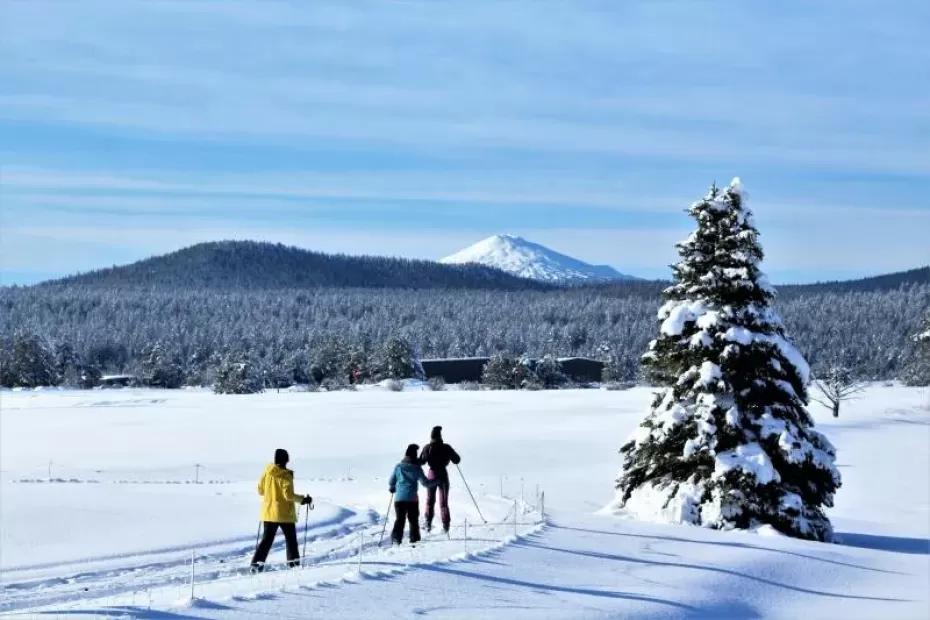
357, 530, 363, 574
455, 464, 487, 523
194, 463, 202, 484
189, 550, 196, 600
540, 491, 545, 519
513, 499, 518, 537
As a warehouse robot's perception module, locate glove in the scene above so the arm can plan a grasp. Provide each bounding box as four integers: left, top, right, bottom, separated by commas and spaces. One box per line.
301, 495, 313, 506
389, 487, 396, 494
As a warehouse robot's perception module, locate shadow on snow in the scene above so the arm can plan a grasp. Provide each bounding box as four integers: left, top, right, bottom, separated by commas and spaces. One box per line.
524, 537, 909, 603
551, 524, 907, 574
835, 532, 930, 555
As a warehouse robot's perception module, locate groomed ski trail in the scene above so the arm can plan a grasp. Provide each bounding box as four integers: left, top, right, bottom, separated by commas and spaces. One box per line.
0, 497, 544, 616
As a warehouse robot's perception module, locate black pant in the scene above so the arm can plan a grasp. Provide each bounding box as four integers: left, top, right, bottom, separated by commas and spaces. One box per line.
391, 500, 421, 544
251, 521, 300, 568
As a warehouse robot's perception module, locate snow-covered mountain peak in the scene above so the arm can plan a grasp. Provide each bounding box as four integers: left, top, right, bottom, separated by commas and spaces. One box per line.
440, 234, 635, 283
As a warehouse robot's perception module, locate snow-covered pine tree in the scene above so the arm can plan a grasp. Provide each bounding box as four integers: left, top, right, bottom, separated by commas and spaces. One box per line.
8, 332, 57, 387
140, 342, 184, 388
213, 355, 263, 394
344, 341, 373, 384
535, 355, 568, 388
903, 315, 930, 386
481, 353, 533, 389
53, 341, 76, 384
613, 178, 841, 542
309, 335, 349, 385
602, 354, 636, 384
379, 336, 420, 380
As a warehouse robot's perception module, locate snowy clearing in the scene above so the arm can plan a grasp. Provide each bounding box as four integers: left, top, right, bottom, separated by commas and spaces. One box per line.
1, 385, 928, 618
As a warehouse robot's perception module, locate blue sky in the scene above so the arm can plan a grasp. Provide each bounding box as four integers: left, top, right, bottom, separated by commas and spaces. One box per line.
1, 1, 928, 284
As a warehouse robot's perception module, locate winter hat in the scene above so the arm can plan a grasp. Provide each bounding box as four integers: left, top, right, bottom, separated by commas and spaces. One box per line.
430, 426, 443, 441
405, 443, 419, 459
274, 448, 289, 467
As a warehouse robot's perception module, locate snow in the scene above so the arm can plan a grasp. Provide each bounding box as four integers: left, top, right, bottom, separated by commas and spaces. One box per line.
659, 299, 708, 336
714, 442, 780, 485
612, 480, 705, 525
698, 361, 722, 386
689, 330, 713, 348
375, 377, 431, 391
728, 176, 744, 195
440, 234, 634, 283
724, 326, 753, 345
1, 383, 928, 618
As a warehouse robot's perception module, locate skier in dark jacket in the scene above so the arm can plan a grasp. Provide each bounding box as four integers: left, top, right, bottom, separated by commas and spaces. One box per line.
418, 426, 461, 533
389, 443, 437, 545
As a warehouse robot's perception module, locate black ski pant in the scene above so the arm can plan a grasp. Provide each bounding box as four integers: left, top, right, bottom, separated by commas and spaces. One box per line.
392, 500, 421, 544
251, 521, 300, 568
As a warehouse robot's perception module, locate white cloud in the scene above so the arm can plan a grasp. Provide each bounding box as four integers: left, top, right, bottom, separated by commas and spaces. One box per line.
1, 1, 928, 283
0, 167, 680, 212
2, 2, 929, 174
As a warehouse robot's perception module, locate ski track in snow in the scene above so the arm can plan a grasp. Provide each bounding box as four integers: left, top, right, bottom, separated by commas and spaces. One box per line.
0, 502, 543, 616
0, 506, 373, 612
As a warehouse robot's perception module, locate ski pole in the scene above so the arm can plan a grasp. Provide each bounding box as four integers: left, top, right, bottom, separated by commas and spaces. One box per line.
302, 503, 311, 560
455, 464, 487, 524
378, 493, 394, 547
254, 521, 262, 554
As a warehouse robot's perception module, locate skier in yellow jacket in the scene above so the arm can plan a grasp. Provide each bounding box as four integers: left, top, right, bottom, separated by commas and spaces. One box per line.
250, 448, 312, 571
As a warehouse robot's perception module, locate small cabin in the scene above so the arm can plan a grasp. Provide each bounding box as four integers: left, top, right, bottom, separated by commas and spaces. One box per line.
557, 357, 605, 383
421, 358, 490, 384
99, 374, 139, 388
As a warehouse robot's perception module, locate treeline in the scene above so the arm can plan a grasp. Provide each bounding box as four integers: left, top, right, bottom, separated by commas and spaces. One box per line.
2, 282, 928, 389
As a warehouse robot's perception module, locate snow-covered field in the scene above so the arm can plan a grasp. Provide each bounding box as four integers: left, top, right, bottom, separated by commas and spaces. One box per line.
1, 384, 927, 618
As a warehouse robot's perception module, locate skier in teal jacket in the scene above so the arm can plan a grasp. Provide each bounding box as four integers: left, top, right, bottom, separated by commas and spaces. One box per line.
388, 443, 437, 544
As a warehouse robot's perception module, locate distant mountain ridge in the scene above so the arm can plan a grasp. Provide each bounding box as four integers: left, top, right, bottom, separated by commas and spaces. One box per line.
36, 241, 549, 291
587, 266, 930, 298
777, 266, 930, 295
19, 240, 928, 295
441, 234, 635, 283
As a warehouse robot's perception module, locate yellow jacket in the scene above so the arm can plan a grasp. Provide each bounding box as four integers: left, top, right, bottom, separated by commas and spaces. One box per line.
257, 464, 303, 523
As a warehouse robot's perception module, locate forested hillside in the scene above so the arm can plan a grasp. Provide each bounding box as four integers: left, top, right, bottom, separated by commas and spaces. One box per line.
2, 276, 927, 387
41, 241, 549, 291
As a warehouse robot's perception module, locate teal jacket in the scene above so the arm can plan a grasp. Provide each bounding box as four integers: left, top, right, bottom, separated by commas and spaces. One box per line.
389, 457, 437, 502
